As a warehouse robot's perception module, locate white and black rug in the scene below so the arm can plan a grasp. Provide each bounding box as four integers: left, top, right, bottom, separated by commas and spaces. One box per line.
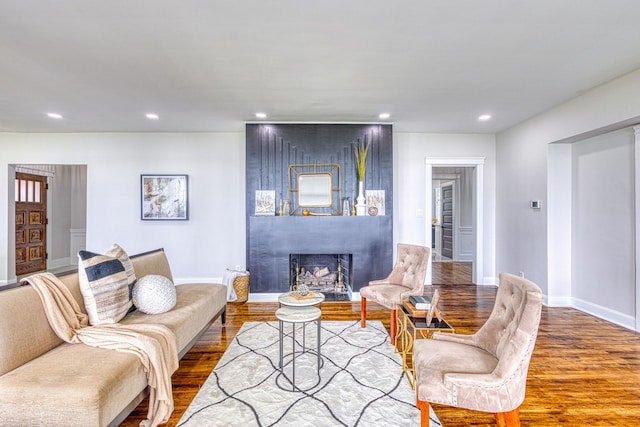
177, 320, 441, 427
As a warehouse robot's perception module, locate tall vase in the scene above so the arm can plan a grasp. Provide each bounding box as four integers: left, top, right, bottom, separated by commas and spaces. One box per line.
356, 180, 366, 216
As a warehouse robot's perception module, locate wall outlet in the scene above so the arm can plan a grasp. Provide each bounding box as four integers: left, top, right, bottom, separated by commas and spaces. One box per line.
519, 271, 525, 278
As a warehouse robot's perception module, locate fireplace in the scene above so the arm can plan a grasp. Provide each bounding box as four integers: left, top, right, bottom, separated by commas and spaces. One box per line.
290, 253, 352, 301
245, 123, 394, 297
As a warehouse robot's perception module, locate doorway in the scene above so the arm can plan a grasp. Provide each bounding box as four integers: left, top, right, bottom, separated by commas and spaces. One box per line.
15, 172, 48, 275
425, 157, 484, 285
10, 164, 87, 280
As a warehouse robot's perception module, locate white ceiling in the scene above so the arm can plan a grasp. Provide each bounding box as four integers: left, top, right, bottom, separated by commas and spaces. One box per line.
1, 1, 640, 134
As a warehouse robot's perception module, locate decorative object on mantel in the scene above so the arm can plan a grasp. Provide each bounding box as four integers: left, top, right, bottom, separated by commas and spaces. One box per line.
366, 190, 385, 216
353, 140, 369, 216
342, 197, 350, 216
255, 190, 276, 216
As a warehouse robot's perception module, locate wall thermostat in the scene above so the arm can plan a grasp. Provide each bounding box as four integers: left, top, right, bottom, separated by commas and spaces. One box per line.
530, 200, 541, 209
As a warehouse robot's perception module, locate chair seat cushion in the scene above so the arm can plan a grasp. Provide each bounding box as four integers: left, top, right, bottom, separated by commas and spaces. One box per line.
360, 283, 413, 309
414, 338, 498, 408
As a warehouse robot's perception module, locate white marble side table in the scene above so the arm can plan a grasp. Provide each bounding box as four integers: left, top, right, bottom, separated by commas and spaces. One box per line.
278, 291, 325, 307
275, 305, 322, 391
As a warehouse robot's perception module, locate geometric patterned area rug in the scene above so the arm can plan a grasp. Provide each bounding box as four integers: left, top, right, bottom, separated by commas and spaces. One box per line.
177, 320, 441, 426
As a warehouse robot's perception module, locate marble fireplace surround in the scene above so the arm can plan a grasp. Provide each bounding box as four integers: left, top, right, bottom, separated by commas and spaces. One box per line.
245, 123, 393, 296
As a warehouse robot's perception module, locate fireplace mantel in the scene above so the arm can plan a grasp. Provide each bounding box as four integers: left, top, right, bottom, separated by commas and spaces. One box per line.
248, 216, 392, 294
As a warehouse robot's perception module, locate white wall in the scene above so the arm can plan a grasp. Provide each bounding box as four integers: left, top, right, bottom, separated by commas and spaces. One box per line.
2, 130, 495, 288
393, 133, 496, 284
497, 68, 640, 299
571, 128, 635, 319
1, 132, 246, 285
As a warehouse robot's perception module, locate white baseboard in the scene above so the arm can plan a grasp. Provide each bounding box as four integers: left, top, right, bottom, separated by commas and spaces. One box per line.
174, 276, 223, 285
571, 297, 636, 331
482, 276, 498, 286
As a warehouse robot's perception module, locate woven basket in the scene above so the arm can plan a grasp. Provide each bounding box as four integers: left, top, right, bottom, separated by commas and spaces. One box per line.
233, 274, 250, 303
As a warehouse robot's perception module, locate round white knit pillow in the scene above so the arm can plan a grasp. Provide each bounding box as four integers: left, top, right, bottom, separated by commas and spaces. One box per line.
132, 274, 176, 314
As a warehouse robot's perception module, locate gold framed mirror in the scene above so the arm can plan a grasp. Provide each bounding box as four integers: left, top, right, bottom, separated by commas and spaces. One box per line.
298, 173, 332, 207
288, 164, 341, 215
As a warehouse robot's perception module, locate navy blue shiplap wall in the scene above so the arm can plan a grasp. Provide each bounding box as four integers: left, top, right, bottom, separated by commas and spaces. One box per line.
246, 123, 393, 293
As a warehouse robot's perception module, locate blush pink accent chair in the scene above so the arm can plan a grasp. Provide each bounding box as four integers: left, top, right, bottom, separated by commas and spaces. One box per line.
413, 273, 543, 427
360, 243, 430, 344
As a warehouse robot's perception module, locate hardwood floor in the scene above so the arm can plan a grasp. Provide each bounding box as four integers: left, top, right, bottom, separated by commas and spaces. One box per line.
432, 261, 473, 284
121, 286, 640, 426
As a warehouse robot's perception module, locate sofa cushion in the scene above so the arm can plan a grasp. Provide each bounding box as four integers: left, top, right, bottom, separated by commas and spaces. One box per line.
0, 342, 147, 426
78, 248, 133, 325
122, 283, 227, 354
132, 274, 176, 314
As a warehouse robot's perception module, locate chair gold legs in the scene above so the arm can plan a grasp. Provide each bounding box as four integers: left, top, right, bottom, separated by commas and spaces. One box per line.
494, 408, 520, 427
416, 399, 431, 427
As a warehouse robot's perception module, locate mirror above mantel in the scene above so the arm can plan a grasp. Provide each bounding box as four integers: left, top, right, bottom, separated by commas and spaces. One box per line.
288, 164, 341, 215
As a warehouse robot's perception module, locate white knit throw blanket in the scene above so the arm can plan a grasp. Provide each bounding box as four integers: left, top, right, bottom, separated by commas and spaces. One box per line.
23, 272, 179, 427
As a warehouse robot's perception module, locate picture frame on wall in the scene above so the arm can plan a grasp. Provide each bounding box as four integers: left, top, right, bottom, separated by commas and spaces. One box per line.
141, 174, 188, 220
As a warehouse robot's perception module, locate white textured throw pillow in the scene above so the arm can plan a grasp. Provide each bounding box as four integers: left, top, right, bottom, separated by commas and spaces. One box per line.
132, 275, 177, 314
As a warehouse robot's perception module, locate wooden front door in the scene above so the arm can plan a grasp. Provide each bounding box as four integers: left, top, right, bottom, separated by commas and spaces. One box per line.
15, 172, 48, 276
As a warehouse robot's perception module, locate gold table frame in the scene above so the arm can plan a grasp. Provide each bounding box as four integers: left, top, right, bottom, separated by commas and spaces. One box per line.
395, 303, 455, 389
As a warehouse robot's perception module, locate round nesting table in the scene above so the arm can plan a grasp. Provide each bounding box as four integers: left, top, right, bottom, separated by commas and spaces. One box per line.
278, 291, 325, 307
275, 304, 322, 391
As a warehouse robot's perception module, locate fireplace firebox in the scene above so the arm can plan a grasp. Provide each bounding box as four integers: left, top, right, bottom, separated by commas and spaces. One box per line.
290, 254, 352, 301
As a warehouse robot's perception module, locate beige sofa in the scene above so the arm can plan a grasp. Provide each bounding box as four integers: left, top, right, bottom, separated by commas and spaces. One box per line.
0, 248, 227, 427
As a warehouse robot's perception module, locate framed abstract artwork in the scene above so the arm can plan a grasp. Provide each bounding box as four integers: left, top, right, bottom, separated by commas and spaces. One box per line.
141, 174, 188, 220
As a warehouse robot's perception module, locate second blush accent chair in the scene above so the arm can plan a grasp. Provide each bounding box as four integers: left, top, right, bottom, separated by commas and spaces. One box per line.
360, 243, 430, 344
413, 273, 543, 427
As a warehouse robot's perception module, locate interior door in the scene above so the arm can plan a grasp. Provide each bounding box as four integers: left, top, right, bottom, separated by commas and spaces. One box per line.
15, 172, 48, 276
441, 182, 454, 259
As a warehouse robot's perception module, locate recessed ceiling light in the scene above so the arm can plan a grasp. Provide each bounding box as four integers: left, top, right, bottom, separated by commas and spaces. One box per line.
379, 113, 391, 120
146, 113, 159, 120
478, 114, 492, 121
46, 113, 63, 119
255, 112, 267, 119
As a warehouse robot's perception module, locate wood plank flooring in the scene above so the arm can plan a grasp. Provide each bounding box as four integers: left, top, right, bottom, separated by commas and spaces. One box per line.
121, 285, 640, 426
432, 261, 473, 284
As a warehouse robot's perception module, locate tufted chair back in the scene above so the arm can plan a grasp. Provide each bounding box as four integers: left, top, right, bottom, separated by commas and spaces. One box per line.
385, 243, 430, 291
463, 273, 543, 413
360, 243, 430, 344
